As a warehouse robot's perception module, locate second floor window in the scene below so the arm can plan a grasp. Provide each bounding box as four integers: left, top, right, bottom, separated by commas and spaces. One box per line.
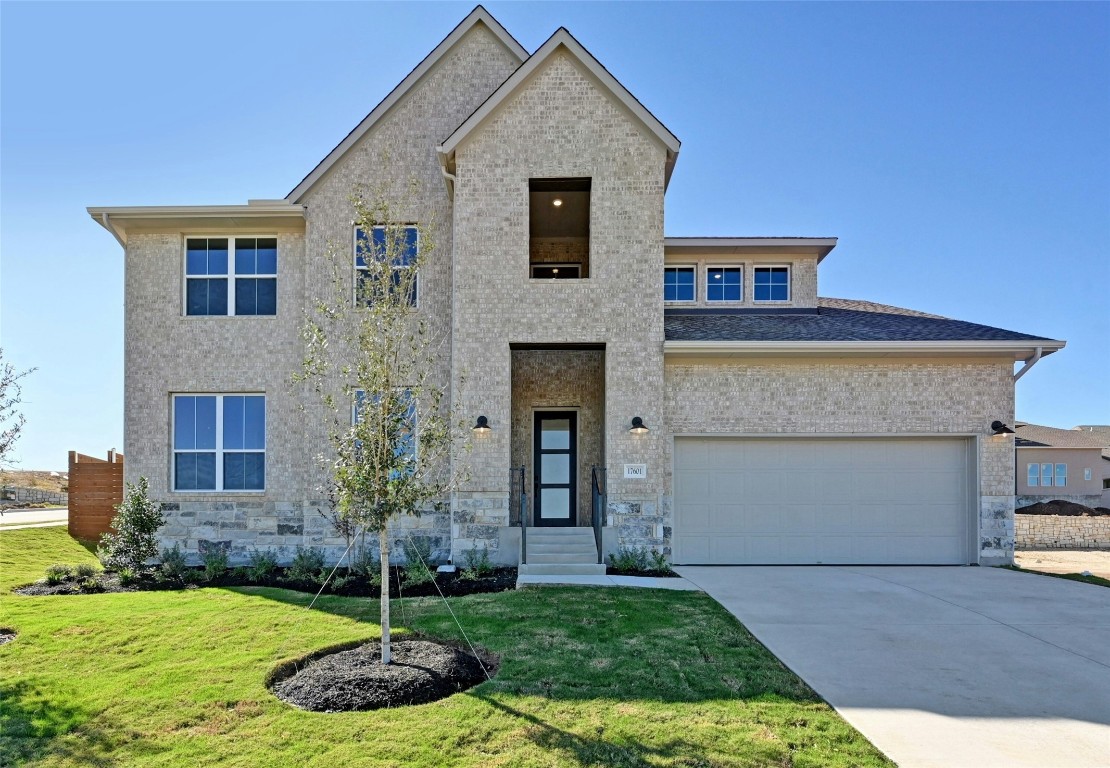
707, 267, 743, 302
355, 226, 418, 306
664, 267, 695, 302
185, 237, 277, 316
754, 266, 790, 302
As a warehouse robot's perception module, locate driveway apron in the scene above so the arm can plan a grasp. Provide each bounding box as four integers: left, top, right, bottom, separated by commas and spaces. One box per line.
677, 565, 1110, 768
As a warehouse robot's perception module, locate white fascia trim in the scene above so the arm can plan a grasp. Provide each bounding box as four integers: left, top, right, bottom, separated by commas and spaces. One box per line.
664, 237, 838, 260
287, 7, 527, 203
87, 204, 306, 246
663, 339, 1067, 360
438, 28, 680, 183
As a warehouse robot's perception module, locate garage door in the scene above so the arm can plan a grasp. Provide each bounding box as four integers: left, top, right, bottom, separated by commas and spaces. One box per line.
673, 437, 972, 565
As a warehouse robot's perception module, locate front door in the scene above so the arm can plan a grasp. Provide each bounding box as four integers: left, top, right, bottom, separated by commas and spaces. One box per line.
534, 411, 577, 527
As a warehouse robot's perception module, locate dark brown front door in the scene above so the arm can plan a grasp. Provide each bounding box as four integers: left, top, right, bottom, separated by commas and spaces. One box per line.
534, 411, 576, 527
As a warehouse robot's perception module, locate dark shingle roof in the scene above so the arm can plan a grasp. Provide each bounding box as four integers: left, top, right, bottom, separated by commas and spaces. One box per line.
664, 298, 1058, 343
1014, 423, 1109, 450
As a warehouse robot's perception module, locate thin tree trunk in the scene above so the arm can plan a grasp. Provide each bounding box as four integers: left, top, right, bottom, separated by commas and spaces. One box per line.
379, 526, 391, 665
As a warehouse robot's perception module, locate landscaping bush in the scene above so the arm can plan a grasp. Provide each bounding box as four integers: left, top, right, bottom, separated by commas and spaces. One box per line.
349, 546, 383, 587
74, 562, 99, 579
202, 548, 229, 582
650, 549, 672, 573
462, 545, 494, 580
116, 567, 138, 587
289, 547, 326, 584
160, 544, 189, 583
609, 546, 651, 572
97, 477, 164, 571
247, 548, 279, 583
45, 563, 72, 585
401, 537, 437, 587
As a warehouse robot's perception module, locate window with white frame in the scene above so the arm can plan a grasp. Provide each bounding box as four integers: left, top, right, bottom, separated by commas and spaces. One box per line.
1055, 463, 1067, 487
1033, 462, 1068, 488
1084, 468, 1092, 481
706, 266, 743, 302
754, 265, 790, 302
1028, 463, 1039, 486
185, 238, 277, 316
354, 389, 417, 477
173, 394, 265, 491
663, 266, 696, 302
355, 226, 418, 306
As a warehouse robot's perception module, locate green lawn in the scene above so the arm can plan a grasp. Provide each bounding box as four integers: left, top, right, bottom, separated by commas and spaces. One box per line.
0, 528, 892, 767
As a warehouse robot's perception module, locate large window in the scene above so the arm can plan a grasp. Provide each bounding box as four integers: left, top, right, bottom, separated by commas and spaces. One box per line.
1031, 462, 1067, 488
355, 226, 418, 306
173, 394, 265, 491
706, 267, 743, 302
664, 267, 696, 302
754, 266, 790, 302
185, 238, 277, 316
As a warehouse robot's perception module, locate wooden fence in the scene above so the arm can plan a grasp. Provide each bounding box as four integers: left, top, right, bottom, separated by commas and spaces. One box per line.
68, 450, 124, 540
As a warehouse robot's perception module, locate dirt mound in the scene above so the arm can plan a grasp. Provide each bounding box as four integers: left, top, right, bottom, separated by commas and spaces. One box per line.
1016, 499, 1110, 517
270, 639, 494, 712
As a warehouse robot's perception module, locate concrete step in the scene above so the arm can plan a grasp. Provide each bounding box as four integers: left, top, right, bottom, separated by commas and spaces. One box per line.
527, 552, 602, 564
518, 562, 607, 576
526, 542, 598, 554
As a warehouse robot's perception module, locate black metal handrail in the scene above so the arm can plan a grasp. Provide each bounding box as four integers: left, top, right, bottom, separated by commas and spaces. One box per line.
512, 466, 528, 565
591, 466, 607, 565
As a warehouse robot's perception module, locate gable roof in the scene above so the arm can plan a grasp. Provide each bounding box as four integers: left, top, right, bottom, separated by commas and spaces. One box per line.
437, 27, 681, 190
1014, 422, 1108, 450
286, 6, 527, 203
663, 297, 1066, 359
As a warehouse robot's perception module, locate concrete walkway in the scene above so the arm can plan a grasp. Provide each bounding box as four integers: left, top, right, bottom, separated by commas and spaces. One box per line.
677, 565, 1110, 768
0, 507, 67, 530
516, 573, 700, 590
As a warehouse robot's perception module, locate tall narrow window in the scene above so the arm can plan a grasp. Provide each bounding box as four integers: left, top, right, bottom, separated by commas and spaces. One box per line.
185, 237, 277, 316
355, 226, 418, 306
354, 389, 417, 477
754, 266, 790, 302
706, 267, 743, 302
1054, 464, 1067, 487
664, 266, 696, 302
1041, 463, 1053, 486
173, 394, 265, 491
529, 178, 590, 278
1027, 463, 1039, 487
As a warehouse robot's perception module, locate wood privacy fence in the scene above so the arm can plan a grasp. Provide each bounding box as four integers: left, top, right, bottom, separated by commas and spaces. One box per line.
68, 450, 124, 540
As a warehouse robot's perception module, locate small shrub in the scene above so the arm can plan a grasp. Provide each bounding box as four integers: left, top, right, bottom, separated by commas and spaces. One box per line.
201, 548, 229, 582
116, 567, 137, 587
650, 549, 671, 573
402, 536, 434, 569
78, 576, 103, 593
97, 477, 165, 572
74, 562, 99, 579
45, 563, 72, 585
401, 563, 436, 587
462, 546, 494, 580
160, 544, 189, 582
247, 548, 279, 583
350, 546, 383, 586
329, 575, 349, 593
289, 547, 326, 584
608, 546, 650, 573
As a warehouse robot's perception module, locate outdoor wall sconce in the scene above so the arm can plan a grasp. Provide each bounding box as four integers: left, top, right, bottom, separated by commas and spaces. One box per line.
991, 420, 1015, 435
629, 417, 649, 434
472, 416, 492, 433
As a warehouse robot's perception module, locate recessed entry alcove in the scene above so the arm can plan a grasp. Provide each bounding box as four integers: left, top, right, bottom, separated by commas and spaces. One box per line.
529, 178, 591, 278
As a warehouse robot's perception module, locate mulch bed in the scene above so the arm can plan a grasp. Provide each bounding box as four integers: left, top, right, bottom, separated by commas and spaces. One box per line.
605, 567, 679, 578
1017, 500, 1110, 517
270, 639, 495, 712
14, 567, 518, 598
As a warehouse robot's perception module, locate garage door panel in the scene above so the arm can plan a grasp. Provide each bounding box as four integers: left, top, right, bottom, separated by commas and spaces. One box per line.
673, 437, 971, 565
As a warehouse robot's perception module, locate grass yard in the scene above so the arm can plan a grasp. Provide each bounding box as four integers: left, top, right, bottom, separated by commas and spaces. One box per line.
0, 528, 892, 767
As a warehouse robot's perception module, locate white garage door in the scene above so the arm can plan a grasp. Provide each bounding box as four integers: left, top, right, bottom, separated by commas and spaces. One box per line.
673, 437, 972, 565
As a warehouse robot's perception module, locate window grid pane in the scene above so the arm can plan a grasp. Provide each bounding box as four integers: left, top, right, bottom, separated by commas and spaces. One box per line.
663, 267, 695, 302
1041, 463, 1053, 486
754, 267, 789, 301
356, 227, 418, 305
1055, 464, 1067, 487
174, 394, 264, 491
1027, 464, 1039, 487
707, 267, 742, 302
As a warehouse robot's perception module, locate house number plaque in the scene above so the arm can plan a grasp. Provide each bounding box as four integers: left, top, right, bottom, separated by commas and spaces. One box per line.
624, 464, 647, 479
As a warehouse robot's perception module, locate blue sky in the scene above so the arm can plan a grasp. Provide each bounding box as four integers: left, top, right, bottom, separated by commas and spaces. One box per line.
1, 1, 1107, 471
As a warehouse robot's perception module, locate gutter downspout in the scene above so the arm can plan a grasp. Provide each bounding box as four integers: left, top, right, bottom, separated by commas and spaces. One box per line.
100, 213, 126, 249
1014, 346, 1043, 382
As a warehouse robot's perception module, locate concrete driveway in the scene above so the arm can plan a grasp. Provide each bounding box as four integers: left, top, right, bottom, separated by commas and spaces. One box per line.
677, 565, 1110, 768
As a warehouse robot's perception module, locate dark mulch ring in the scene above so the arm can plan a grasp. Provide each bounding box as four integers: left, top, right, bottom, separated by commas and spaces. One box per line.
270, 638, 497, 712
0, 629, 16, 646
1017, 500, 1110, 517
15, 567, 519, 598
605, 566, 678, 578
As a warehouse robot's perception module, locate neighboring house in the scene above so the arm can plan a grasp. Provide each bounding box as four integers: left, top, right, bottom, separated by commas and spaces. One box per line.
88, 7, 1064, 569
1073, 425, 1110, 506
1013, 423, 1106, 508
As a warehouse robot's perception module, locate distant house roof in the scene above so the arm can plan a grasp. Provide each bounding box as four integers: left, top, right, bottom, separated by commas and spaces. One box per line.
665, 297, 1060, 346
1070, 426, 1110, 460
1014, 423, 1108, 450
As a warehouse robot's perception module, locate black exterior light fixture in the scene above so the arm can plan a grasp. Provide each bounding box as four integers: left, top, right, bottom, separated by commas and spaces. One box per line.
472, 416, 492, 433
629, 416, 649, 435
991, 420, 1015, 435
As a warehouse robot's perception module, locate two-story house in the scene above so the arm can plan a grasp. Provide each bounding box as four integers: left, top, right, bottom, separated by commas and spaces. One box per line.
88, 7, 1063, 572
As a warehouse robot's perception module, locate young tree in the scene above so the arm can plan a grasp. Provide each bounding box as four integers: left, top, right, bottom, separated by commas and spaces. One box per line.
297, 180, 463, 665
0, 349, 35, 469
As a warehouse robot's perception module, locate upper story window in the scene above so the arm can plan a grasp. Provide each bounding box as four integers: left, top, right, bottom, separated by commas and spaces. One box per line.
354, 389, 417, 477
754, 266, 790, 302
185, 237, 277, 316
173, 394, 265, 491
663, 266, 696, 302
706, 267, 743, 302
355, 225, 418, 306
530, 178, 590, 279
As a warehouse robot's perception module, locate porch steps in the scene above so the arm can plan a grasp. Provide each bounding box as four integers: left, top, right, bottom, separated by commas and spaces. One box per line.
518, 527, 606, 577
